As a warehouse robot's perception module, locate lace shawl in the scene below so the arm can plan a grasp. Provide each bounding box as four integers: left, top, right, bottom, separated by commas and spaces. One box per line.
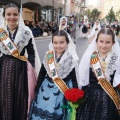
43, 50, 78, 79
0, 26, 31, 56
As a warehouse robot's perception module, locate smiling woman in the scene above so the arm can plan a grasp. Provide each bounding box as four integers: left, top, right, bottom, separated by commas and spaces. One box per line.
29, 30, 79, 120
53, 36, 68, 57
0, 3, 41, 120
3, 3, 19, 29
77, 28, 120, 120
96, 33, 114, 59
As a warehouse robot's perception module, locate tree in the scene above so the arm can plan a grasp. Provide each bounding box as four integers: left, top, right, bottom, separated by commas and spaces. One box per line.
85, 9, 92, 20
116, 9, 120, 21
91, 8, 101, 21
106, 7, 116, 22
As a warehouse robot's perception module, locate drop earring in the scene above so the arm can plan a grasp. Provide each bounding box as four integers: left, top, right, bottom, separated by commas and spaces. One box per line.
4, 19, 7, 28
4, 19, 6, 26
17, 21, 19, 25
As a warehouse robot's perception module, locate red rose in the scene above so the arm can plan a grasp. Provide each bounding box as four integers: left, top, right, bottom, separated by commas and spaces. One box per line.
64, 88, 84, 103
118, 84, 120, 88
87, 26, 90, 29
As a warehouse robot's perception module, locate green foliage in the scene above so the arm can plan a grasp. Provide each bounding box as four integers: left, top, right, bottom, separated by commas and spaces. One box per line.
91, 8, 101, 21
106, 7, 116, 22
85, 9, 92, 20
116, 9, 120, 20
85, 8, 101, 21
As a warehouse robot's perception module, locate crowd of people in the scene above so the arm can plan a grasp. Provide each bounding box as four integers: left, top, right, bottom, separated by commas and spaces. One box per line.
24, 15, 78, 42
24, 20, 59, 37
0, 3, 120, 120
80, 19, 120, 38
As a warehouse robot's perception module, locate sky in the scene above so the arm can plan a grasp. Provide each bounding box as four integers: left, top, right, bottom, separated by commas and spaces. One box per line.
86, 0, 100, 7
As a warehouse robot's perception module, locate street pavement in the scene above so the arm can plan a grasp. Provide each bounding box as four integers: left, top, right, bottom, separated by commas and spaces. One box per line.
35, 28, 120, 62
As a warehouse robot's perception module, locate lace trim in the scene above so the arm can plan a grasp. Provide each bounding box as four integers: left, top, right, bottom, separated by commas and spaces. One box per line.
30, 106, 64, 120
106, 52, 118, 80
0, 26, 32, 55
43, 52, 77, 79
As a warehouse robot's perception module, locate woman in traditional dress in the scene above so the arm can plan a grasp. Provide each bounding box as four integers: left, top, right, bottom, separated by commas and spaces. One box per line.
88, 20, 101, 44
0, 3, 41, 120
59, 16, 71, 34
77, 28, 120, 120
29, 30, 79, 120
80, 19, 89, 38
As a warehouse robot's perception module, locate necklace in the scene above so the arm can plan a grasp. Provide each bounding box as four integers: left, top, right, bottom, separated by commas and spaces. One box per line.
98, 53, 107, 62
100, 56, 107, 62
7, 25, 18, 31
7, 26, 18, 41
98, 52, 108, 72
55, 52, 64, 63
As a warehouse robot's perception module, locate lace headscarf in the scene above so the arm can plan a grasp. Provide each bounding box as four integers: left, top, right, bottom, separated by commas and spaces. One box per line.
59, 16, 68, 30
83, 18, 89, 26
88, 20, 101, 38
78, 28, 120, 88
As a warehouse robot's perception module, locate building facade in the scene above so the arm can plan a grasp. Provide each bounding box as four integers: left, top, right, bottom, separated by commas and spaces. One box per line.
20, 0, 64, 22
0, 0, 64, 22
65, 0, 85, 21
0, 0, 84, 22
100, 0, 120, 20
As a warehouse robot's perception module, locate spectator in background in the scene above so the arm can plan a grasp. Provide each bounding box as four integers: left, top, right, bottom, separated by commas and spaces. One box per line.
112, 20, 120, 36
70, 16, 77, 43
35, 21, 43, 36
52, 21, 58, 34
29, 21, 41, 37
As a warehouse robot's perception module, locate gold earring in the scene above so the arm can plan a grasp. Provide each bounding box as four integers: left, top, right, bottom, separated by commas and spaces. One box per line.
4, 19, 8, 27
17, 21, 19, 25
4, 19, 6, 26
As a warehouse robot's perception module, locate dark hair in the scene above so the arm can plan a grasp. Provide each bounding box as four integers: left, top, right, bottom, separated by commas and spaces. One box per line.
115, 20, 118, 22
3, 3, 20, 17
52, 30, 69, 43
96, 28, 115, 44
62, 18, 66, 21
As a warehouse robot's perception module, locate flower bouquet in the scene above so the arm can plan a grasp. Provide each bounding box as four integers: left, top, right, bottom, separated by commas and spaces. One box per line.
62, 88, 84, 120
68, 21, 73, 29
114, 28, 117, 34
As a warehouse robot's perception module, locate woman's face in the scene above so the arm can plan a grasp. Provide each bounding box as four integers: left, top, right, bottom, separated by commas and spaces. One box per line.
53, 36, 68, 55
4, 7, 19, 26
62, 20, 66, 25
96, 22, 99, 25
97, 34, 114, 54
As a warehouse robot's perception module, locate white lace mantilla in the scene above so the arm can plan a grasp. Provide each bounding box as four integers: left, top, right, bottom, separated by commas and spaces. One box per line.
43, 51, 77, 79
0, 26, 32, 55
105, 52, 119, 81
